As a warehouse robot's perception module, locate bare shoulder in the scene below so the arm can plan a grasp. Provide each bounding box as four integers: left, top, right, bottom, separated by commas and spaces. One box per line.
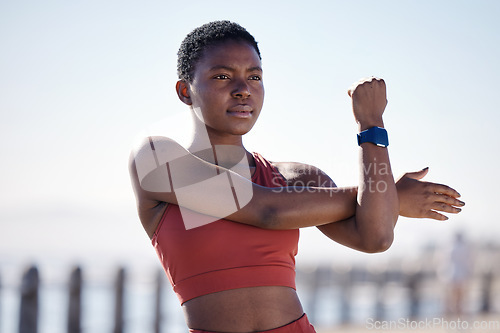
271, 161, 336, 188
130, 135, 187, 166
128, 135, 173, 206
128, 136, 165, 191
129, 136, 179, 238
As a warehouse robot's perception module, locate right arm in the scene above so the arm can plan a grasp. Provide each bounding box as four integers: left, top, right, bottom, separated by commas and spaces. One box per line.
129, 136, 358, 233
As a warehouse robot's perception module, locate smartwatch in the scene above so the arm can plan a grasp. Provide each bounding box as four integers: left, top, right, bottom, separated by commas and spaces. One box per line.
357, 127, 389, 147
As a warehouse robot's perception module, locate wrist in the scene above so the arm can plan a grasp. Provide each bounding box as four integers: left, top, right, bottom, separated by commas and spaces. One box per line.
356, 119, 384, 131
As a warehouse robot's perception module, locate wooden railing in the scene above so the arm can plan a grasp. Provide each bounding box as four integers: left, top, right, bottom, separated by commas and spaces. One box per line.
14, 265, 165, 333
6, 253, 500, 332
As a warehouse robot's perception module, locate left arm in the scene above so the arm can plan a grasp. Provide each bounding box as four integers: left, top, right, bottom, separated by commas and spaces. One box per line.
278, 163, 392, 253
277, 163, 463, 253
316, 77, 463, 253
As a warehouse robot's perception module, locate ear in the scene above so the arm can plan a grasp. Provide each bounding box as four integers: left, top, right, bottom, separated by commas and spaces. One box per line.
176, 80, 192, 105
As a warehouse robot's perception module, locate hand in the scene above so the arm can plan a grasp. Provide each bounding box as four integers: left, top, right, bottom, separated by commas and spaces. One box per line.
396, 167, 465, 220
348, 77, 387, 130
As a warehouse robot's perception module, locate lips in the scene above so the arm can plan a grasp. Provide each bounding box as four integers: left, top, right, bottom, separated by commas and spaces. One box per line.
228, 104, 253, 112
227, 105, 253, 118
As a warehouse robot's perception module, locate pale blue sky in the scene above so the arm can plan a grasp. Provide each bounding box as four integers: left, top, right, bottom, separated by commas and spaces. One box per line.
1, 0, 499, 268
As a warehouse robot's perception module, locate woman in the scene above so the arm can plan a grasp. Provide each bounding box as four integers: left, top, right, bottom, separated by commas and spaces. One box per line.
129, 21, 464, 333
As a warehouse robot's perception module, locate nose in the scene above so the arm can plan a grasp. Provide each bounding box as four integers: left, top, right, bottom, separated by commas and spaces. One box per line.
231, 80, 251, 99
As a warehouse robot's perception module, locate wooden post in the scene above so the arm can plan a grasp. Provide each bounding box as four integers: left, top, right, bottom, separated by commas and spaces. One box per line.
480, 268, 493, 314
19, 265, 39, 333
338, 267, 352, 325
67, 266, 82, 333
154, 269, 163, 333
406, 269, 422, 320
305, 267, 320, 324
374, 270, 386, 321
113, 267, 126, 333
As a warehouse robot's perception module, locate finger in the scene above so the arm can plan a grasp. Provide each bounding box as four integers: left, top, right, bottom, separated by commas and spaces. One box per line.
348, 77, 372, 96
404, 167, 429, 180
431, 202, 462, 214
371, 77, 385, 87
433, 193, 465, 207
347, 81, 361, 97
428, 183, 461, 198
425, 210, 449, 221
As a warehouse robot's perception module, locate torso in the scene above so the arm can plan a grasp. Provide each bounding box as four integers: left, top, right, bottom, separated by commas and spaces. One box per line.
184, 286, 303, 332
140, 159, 316, 332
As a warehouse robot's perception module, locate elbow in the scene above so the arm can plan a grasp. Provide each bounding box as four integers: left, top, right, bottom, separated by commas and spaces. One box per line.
360, 219, 396, 253
354, 212, 397, 253
364, 213, 398, 253
363, 232, 394, 253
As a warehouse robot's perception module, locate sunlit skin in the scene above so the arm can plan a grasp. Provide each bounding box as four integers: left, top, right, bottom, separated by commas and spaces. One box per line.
129, 40, 465, 332
176, 40, 264, 170
179, 41, 264, 144
177, 41, 304, 331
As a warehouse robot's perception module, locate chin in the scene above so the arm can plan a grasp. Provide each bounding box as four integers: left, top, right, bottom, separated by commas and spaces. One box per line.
234, 124, 257, 135
231, 129, 252, 136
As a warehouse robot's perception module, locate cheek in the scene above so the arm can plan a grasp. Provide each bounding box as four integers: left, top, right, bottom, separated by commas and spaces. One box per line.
190, 87, 207, 107
254, 88, 264, 109
192, 92, 223, 123
195, 87, 221, 109
254, 84, 264, 100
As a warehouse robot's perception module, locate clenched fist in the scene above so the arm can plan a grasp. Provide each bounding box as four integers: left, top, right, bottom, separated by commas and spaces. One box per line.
348, 77, 387, 130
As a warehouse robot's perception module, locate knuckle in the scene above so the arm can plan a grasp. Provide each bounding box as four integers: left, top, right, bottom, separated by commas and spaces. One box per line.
439, 184, 454, 195
438, 193, 452, 203
424, 191, 433, 201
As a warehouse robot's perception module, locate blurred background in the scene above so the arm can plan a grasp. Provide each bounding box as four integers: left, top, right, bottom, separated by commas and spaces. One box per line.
1, 0, 499, 332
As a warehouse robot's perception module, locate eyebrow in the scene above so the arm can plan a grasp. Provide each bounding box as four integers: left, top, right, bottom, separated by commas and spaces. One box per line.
208, 65, 263, 72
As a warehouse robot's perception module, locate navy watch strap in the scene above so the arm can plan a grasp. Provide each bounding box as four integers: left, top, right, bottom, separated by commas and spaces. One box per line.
357, 127, 389, 147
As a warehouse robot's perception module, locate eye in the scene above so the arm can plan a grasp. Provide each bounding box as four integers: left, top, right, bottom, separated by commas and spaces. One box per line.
249, 75, 262, 81
213, 74, 230, 80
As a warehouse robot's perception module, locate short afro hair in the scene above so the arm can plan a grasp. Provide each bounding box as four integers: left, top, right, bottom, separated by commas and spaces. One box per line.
177, 20, 261, 82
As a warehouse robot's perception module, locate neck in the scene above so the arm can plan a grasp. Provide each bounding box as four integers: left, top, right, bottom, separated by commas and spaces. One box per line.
188, 125, 254, 171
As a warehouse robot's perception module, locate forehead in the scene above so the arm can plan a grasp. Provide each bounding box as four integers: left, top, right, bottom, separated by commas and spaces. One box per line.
195, 40, 262, 72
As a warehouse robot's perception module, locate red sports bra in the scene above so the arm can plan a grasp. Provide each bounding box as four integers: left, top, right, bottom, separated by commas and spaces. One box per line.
152, 152, 299, 304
